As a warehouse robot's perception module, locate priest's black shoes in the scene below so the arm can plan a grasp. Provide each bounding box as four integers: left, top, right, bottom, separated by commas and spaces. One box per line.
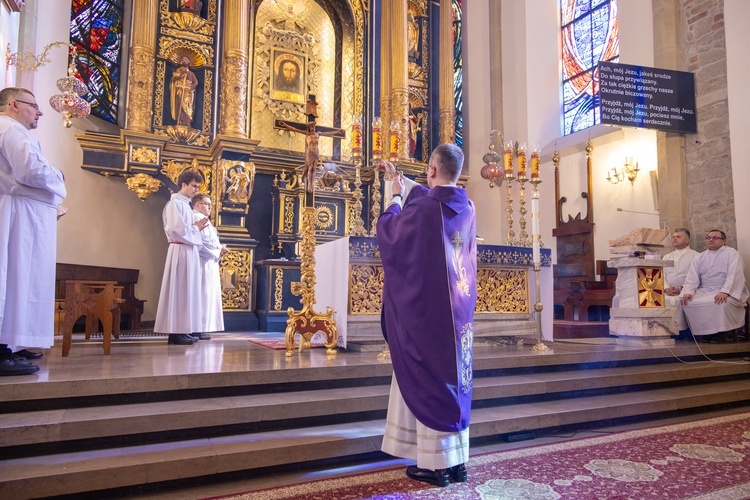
167, 334, 197, 345
450, 463, 468, 482
406, 466, 450, 487
14, 349, 43, 359
0, 356, 40, 376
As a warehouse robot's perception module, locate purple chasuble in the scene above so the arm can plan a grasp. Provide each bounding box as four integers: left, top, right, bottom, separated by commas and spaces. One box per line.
377, 184, 477, 432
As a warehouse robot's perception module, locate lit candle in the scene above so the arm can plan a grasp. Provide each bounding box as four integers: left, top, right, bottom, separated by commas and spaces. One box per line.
517, 143, 527, 179
531, 146, 541, 180
503, 141, 514, 179
372, 117, 382, 159
351, 115, 362, 156
532, 195, 540, 264
389, 120, 400, 161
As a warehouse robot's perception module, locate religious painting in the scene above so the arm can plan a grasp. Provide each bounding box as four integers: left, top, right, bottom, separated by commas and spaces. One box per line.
270, 48, 306, 105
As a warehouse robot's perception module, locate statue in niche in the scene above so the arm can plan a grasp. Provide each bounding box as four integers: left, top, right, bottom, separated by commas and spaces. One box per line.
225, 166, 253, 205
177, 0, 203, 16
170, 56, 199, 127
271, 0, 307, 32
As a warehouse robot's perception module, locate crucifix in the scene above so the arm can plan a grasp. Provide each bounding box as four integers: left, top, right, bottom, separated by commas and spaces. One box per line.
274, 95, 346, 206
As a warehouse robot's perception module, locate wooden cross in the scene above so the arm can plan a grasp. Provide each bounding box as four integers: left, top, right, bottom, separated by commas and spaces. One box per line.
274, 95, 346, 205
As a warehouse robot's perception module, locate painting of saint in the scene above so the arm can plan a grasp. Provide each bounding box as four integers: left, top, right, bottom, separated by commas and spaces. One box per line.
271, 49, 306, 104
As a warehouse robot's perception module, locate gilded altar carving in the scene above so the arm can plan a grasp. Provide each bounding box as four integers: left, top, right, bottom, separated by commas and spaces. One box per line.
159, 38, 213, 67
221, 160, 255, 205
283, 195, 295, 233
220, 249, 252, 310
126, 46, 155, 131
274, 268, 284, 311
638, 267, 665, 308
130, 147, 158, 164
349, 264, 385, 315
439, 107, 455, 145
478, 247, 552, 267
219, 52, 249, 136
160, 158, 211, 192
314, 205, 335, 230
202, 69, 213, 133
476, 268, 530, 314
154, 61, 166, 127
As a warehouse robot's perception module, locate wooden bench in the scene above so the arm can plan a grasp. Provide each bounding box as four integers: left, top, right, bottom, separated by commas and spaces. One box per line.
61, 281, 124, 356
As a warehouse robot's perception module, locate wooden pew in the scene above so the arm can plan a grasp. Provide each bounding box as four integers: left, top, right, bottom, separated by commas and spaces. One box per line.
56, 263, 145, 331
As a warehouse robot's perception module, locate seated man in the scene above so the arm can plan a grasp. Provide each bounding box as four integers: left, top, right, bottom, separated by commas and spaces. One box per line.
680, 230, 748, 341
663, 228, 699, 336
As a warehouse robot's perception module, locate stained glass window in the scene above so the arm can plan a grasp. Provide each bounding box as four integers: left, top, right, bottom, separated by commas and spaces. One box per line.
453, 0, 463, 148
561, 0, 619, 135
70, 0, 124, 124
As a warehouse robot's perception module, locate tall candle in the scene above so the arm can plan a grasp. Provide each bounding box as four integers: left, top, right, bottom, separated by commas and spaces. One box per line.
532, 195, 540, 264
351, 115, 362, 156
503, 141, 514, 178
389, 120, 400, 161
372, 117, 382, 159
531, 146, 541, 180
517, 143, 527, 178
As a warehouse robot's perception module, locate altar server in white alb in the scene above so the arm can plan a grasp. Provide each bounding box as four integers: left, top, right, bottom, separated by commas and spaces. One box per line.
191, 193, 227, 335
0, 87, 66, 375
663, 228, 699, 333
680, 230, 748, 338
154, 169, 210, 345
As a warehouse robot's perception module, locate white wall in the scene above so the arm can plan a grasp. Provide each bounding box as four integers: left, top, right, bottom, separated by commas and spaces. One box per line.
726, 0, 750, 284
22, 0, 168, 321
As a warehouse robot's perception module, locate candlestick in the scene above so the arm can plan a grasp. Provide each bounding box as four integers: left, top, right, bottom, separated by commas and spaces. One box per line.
351, 115, 362, 156
532, 194, 540, 264
531, 146, 540, 180
372, 117, 383, 159
389, 120, 400, 161
517, 143, 527, 180
503, 140, 514, 179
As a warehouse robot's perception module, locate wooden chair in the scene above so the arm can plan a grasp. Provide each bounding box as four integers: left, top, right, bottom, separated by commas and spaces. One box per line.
61, 281, 123, 356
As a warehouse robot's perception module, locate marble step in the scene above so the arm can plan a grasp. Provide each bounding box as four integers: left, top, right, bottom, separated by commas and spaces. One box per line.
2, 380, 750, 498
1, 360, 748, 448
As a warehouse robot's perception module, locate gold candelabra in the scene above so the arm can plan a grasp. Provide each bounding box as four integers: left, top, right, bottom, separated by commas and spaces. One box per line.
369, 167, 382, 237
349, 157, 369, 236
530, 174, 549, 352
516, 143, 530, 246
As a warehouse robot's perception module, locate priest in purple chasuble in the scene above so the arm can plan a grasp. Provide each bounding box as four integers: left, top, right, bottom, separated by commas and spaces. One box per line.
154, 169, 210, 345
376, 144, 477, 487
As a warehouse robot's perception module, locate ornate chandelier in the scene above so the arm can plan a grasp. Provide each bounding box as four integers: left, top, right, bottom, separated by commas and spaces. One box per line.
48, 47, 91, 128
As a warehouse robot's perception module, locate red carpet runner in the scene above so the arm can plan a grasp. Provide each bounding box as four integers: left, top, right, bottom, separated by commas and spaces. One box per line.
214, 411, 750, 499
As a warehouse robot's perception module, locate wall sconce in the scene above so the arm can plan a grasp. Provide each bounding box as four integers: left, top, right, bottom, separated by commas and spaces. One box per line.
5, 42, 91, 127
607, 156, 640, 185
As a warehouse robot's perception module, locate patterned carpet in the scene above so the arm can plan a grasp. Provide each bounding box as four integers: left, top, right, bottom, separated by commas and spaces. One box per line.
213, 412, 750, 499
245, 332, 328, 350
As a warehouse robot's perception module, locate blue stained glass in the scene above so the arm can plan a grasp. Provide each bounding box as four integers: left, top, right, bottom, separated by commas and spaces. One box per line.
561, 0, 618, 135
453, 0, 463, 148
69, 0, 124, 124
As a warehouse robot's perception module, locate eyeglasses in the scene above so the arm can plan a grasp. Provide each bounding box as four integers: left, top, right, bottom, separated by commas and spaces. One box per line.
13, 99, 40, 110
196, 202, 211, 207
706, 236, 725, 240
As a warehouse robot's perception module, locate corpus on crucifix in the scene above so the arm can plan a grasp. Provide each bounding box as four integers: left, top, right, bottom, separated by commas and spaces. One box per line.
274, 95, 346, 204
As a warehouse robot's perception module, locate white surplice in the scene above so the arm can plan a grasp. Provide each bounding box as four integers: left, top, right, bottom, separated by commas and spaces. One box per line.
193, 210, 224, 332
681, 245, 749, 335
0, 116, 66, 350
154, 193, 203, 334
381, 377, 470, 471
663, 247, 699, 330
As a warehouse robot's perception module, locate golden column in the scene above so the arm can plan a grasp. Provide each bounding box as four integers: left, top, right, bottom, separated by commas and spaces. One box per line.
125, 0, 158, 132
379, 0, 392, 148
219, 0, 250, 137
390, 0, 410, 160
438, 0, 455, 144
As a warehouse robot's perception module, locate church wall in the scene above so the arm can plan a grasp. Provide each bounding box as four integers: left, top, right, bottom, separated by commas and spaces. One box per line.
725, 0, 750, 282
17, 0, 168, 323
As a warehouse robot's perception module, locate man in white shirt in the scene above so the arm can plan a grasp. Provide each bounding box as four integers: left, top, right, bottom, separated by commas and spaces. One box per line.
663, 228, 699, 336
154, 170, 210, 345
0, 87, 67, 375
192, 194, 227, 335
680, 230, 748, 341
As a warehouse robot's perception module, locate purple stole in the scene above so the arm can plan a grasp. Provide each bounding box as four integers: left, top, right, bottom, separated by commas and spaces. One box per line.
377, 184, 477, 432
